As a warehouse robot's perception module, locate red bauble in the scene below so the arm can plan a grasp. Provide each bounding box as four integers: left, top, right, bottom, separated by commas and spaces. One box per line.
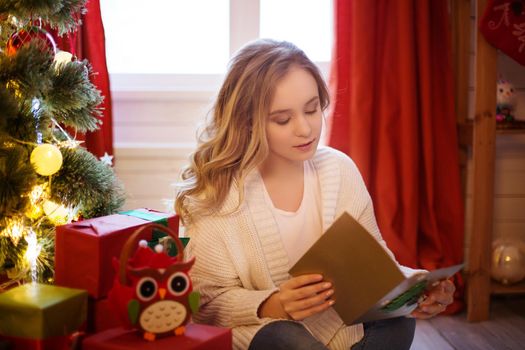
6, 26, 57, 57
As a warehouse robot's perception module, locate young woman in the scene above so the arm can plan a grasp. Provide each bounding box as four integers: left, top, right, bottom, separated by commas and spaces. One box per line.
175, 39, 455, 350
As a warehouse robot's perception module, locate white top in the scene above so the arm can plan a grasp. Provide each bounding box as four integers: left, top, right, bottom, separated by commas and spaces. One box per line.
262, 160, 323, 267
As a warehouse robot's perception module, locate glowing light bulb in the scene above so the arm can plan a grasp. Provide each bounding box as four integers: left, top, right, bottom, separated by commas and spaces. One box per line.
24, 229, 42, 282
26, 184, 47, 219
26, 205, 43, 220
30, 184, 46, 203
1, 218, 24, 244
30, 144, 63, 176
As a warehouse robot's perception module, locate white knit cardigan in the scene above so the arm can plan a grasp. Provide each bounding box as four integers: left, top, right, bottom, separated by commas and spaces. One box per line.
185, 146, 408, 350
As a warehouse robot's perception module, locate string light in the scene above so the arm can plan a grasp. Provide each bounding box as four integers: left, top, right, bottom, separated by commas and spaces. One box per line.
1, 218, 25, 245
26, 205, 43, 220
58, 139, 82, 149
6, 80, 22, 98
29, 184, 46, 204
26, 184, 46, 219
50, 117, 82, 149
24, 229, 41, 283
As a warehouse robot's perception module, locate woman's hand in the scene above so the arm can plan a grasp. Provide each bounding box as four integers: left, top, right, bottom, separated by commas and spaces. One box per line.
411, 279, 455, 319
258, 274, 334, 320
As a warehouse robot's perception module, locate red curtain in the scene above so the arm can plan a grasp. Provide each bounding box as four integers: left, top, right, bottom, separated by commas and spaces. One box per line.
328, 0, 464, 312
52, 0, 113, 160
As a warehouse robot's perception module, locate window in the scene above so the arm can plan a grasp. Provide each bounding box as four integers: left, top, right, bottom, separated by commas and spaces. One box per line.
100, 0, 230, 75
100, 0, 333, 90
260, 0, 332, 62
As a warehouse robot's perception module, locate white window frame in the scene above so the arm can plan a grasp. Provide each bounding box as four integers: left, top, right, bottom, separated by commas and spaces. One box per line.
109, 0, 331, 99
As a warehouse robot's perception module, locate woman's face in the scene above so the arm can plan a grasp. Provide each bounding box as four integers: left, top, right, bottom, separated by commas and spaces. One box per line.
264, 66, 322, 167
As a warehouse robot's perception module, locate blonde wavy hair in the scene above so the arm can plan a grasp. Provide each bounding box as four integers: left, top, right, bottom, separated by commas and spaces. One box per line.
175, 39, 329, 223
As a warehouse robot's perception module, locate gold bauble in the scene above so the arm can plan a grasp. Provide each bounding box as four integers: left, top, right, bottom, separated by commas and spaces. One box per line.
43, 200, 69, 225
54, 50, 73, 66
30, 144, 63, 176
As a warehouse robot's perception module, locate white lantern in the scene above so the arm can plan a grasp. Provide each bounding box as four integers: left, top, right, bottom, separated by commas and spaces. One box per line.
491, 238, 525, 285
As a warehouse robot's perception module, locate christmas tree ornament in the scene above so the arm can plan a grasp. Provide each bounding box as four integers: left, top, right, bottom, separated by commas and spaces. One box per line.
491, 238, 525, 285
43, 200, 69, 225
99, 152, 114, 166
6, 25, 57, 57
54, 50, 74, 65
108, 223, 199, 342
30, 143, 63, 176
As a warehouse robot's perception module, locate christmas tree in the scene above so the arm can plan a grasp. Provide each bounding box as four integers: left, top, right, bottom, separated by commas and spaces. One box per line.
0, 0, 125, 287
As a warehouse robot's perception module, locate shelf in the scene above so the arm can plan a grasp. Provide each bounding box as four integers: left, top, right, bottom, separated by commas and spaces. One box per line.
457, 119, 525, 146
491, 279, 525, 295
496, 120, 525, 134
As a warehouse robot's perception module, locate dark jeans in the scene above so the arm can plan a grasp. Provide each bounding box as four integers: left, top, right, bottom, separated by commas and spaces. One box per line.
351, 317, 416, 350
248, 317, 416, 350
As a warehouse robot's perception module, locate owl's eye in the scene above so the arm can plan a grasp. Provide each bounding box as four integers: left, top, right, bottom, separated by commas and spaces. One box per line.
136, 277, 158, 302
167, 272, 190, 296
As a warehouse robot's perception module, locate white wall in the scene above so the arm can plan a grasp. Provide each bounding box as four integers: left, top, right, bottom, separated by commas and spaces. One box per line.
113, 90, 214, 212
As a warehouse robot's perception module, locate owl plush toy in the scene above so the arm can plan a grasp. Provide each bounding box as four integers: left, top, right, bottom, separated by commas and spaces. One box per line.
108, 223, 199, 341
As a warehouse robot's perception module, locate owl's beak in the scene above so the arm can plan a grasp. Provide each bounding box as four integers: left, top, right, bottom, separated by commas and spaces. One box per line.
159, 288, 166, 300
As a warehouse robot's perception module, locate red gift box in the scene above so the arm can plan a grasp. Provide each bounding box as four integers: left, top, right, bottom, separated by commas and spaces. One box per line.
82, 324, 232, 350
87, 298, 121, 334
55, 209, 178, 299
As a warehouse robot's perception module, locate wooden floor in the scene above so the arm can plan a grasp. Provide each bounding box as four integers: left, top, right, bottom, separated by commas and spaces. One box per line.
411, 295, 525, 349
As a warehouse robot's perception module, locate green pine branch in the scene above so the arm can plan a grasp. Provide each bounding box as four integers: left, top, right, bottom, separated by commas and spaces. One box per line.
0, 144, 36, 218
51, 146, 125, 218
46, 60, 103, 132
0, 85, 19, 133
0, 0, 87, 35
0, 43, 54, 98
0, 42, 102, 135
0, 221, 55, 285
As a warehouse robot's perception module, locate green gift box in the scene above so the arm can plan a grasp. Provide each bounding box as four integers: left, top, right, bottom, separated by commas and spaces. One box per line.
0, 283, 87, 339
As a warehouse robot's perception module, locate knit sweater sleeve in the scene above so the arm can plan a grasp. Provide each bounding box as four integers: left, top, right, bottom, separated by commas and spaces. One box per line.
185, 218, 278, 329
